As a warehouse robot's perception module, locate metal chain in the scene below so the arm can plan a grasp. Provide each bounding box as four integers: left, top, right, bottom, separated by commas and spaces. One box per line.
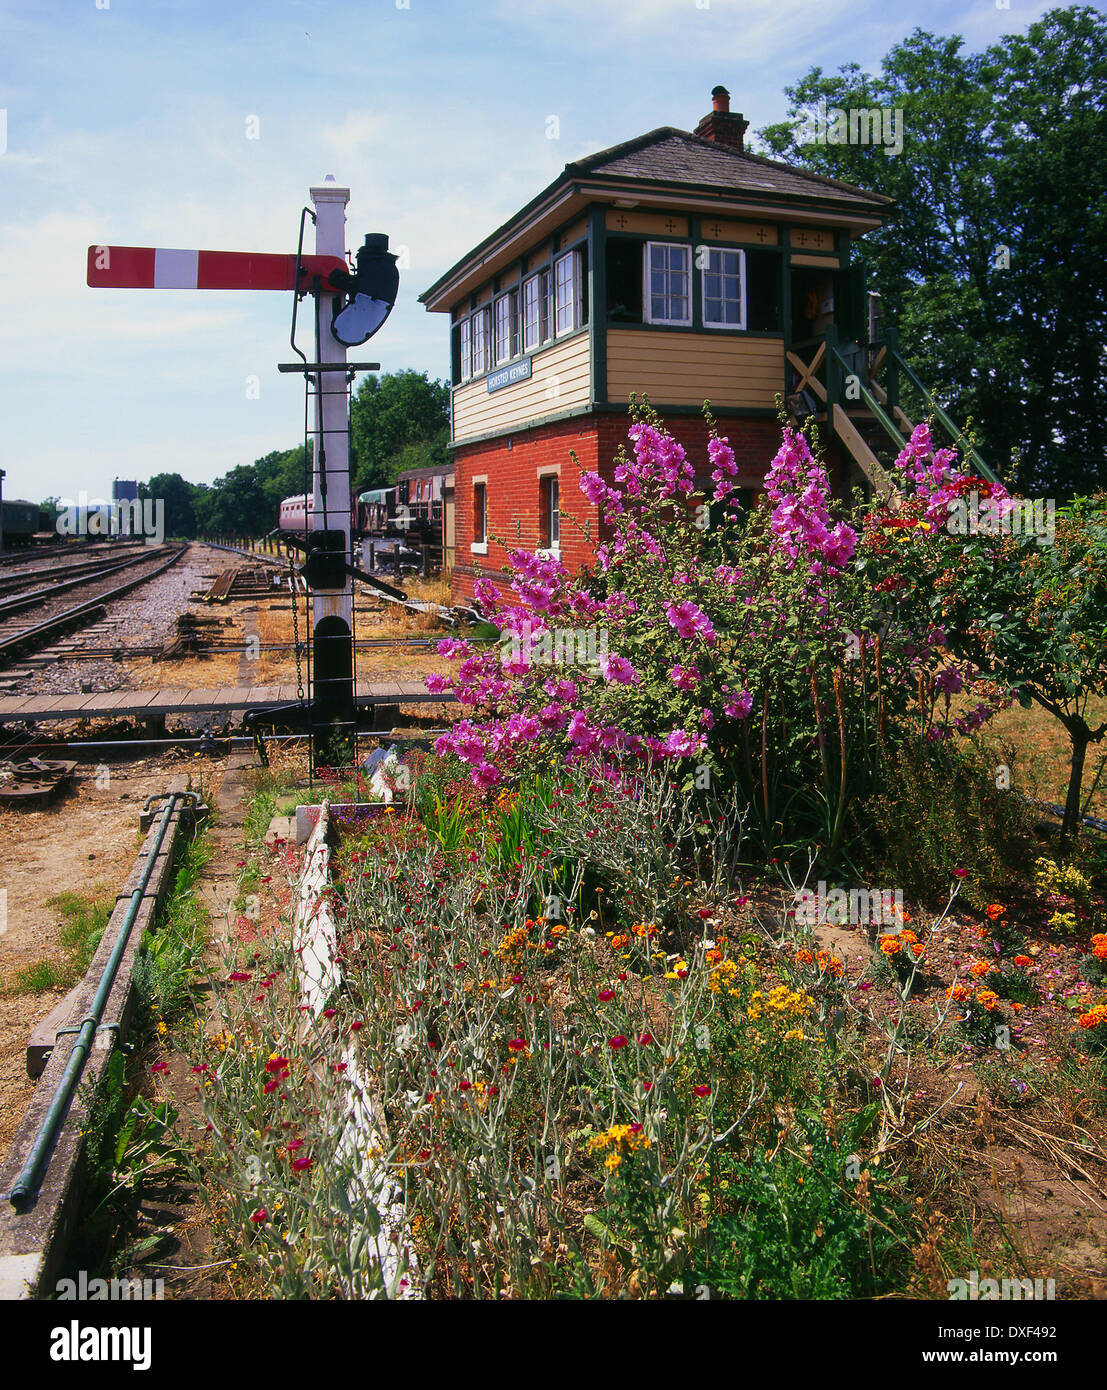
290, 554, 305, 704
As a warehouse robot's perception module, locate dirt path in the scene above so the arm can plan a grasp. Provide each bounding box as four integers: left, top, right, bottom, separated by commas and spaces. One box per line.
0, 755, 227, 1159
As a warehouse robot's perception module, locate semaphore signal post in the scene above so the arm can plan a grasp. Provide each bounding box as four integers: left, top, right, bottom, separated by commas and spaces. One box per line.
87, 177, 399, 771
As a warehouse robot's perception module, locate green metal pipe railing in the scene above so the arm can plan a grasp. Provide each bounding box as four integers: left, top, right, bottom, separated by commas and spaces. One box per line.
5, 791, 191, 1207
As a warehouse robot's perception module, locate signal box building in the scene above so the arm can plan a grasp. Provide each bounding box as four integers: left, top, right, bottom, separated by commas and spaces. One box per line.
421, 87, 918, 605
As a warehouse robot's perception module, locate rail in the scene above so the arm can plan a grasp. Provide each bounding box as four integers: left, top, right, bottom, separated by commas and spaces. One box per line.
4, 790, 200, 1206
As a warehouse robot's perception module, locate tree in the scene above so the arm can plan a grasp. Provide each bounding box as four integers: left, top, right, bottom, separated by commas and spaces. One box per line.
938, 495, 1107, 837
139, 472, 199, 538
350, 370, 451, 492
759, 6, 1107, 498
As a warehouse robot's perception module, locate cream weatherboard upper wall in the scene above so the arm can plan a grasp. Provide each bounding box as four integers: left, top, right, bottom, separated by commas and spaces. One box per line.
451, 331, 591, 443
606, 330, 784, 410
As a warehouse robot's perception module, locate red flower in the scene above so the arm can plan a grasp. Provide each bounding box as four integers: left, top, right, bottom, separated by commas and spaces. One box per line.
265, 1057, 290, 1074
952, 868, 969, 880
508, 1037, 528, 1052
350, 1020, 364, 1032
264, 1080, 279, 1093
598, 989, 615, 1002
323, 1008, 337, 1019
698, 908, 712, 919
693, 1084, 711, 1098
458, 1079, 472, 1091
150, 1061, 168, 1073
642, 1081, 653, 1093
250, 1208, 268, 1223
291, 1156, 312, 1172
228, 971, 252, 982
609, 1035, 628, 1050
287, 1139, 304, 1151
637, 1032, 654, 1046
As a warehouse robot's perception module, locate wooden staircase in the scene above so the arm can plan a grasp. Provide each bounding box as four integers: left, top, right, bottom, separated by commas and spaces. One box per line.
785, 327, 1000, 496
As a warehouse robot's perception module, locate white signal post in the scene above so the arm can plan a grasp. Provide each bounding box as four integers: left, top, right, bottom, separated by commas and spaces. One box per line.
310, 176, 353, 631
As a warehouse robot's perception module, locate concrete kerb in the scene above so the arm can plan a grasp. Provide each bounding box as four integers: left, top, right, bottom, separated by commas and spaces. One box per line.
291, 803, 418, 1298
0, 779, 199, 1300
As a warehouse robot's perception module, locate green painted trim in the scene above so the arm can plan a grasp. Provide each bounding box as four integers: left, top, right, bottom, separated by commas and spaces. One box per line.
449, 399, 784, 451
599, 403, 782, 419
589, 207, 608, 408
603, 318, 784, 339
605, 227, 783, 253
690, 216, 704, 333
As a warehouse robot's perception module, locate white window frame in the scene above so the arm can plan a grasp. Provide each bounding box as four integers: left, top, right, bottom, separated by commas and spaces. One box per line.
522, 269, 551, 352
540, 474, 560, 553
554, 249, 582, 336
494, 289, 519, 365
471, 306, 491, 376
471, 477, 488, 554
701, 246, 746, 330
644, 241, 692, 326
458, 316, 472, 382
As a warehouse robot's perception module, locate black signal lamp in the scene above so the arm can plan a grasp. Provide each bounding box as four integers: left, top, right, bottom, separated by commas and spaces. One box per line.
330, 233, 399, 346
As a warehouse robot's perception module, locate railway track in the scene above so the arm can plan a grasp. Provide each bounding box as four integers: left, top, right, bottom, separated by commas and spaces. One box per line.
0, 545, 151, 598
0, 548, 169, 617
0, 539, 126, 569
0, 544, 189, 667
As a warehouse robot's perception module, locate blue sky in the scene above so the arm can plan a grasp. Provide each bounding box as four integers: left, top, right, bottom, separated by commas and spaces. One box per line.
0, 0, 1082, 505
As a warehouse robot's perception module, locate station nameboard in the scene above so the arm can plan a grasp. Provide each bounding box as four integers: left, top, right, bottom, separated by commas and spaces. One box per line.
487, 357, 532, 393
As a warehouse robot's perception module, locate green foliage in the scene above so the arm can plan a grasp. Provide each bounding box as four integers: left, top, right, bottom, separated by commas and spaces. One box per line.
685, 1109, 904, 1299
2, 891, 112, 996
984, 964, 1039, 1004
133, 833, 212, 1027
758, 6, 1107, 497
350, 370, 451, 493
859, 739, 1036, 908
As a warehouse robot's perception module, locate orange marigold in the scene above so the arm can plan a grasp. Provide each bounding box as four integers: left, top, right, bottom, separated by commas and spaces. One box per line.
879, 935, 902, 956
968, 960, 991, 978
985, 904, 1006, 921
977, 989, 1000, 1011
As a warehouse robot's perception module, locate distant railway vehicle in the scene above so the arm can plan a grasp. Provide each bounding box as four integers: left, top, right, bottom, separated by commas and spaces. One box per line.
1, 498, 42, 547
277, 493, 357, 535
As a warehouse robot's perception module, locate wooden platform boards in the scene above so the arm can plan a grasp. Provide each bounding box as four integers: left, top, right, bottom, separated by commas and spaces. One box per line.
0, 682, 454, 725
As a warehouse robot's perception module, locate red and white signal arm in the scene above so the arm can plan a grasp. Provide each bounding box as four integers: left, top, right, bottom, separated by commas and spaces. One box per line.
86, 245, 348, 293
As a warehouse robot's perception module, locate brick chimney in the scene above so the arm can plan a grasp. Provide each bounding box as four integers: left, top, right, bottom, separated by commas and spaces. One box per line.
694, 85, 749, 152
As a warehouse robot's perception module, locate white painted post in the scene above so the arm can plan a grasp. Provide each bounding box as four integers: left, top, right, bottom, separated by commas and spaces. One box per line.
309, 176, 353, 632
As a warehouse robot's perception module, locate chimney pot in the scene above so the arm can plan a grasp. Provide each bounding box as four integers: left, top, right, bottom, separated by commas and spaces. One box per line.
695, 86, 748, 152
